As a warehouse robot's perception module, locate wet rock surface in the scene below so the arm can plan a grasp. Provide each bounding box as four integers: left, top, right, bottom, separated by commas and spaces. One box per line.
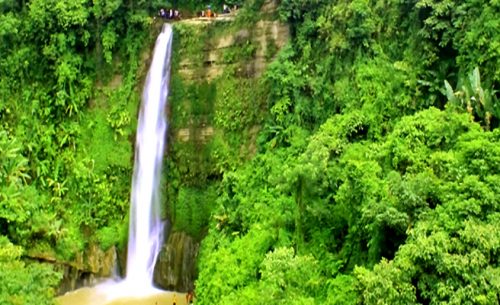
153, 231, 199, 292
29, 244, 117, 295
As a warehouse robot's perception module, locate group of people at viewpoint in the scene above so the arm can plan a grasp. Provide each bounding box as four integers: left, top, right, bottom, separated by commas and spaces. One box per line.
154, 292, 193, 305
198, 3, 238, 17
157, 3, 238, 20
158, 8, 181, 20
168, 291, 194, 304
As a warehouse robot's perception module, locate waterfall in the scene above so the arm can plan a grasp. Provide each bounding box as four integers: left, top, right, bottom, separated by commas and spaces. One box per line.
125, 23, 173, 291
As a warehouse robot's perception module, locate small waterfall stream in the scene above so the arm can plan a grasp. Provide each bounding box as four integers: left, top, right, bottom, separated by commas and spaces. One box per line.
125, 23, 173, 291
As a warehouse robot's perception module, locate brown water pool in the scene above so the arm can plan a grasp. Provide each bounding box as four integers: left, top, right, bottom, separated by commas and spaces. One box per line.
56, 287, 188, 305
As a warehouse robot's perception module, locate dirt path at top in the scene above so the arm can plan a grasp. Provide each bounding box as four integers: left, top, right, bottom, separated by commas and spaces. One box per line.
177, 15, 235, 25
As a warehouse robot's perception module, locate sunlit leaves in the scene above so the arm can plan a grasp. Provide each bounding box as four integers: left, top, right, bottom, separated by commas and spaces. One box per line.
260, 247, 322, 302
355, 120, 500, 304
196, 226, 274, 305
102, 23, 118, 63
29, 0, 89, 31
0, 237, 62, 305
92, 0, 123, 19
0, 131, 29, 185
0, 12, 19, 36
356, 259, 418, 305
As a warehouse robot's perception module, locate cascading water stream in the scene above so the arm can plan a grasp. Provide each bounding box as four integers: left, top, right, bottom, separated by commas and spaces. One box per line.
94, 24, 173, 299
57, 24, 177, 304
124, 23, 173, 291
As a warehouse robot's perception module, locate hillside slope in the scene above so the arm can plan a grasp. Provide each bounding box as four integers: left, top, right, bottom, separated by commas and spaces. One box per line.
190, 0, 500, 304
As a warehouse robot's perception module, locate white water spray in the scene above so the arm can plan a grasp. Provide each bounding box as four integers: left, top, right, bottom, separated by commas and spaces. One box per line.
124, 23, 173, 292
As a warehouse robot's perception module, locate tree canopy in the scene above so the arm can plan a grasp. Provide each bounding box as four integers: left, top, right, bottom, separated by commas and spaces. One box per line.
189, 0, 500, 304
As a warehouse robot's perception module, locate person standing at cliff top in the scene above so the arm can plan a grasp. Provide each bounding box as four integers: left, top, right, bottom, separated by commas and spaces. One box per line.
206, 4, 212, 17
186, 291, 194, 304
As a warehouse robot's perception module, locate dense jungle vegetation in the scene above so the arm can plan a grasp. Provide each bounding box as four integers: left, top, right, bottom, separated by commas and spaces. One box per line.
181, 0, 500, 304
0, 0, 161, 303
0, 0, 499, 304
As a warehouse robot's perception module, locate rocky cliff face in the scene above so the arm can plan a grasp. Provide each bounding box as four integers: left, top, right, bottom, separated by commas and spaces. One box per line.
174, 2, 289, 143
153, 0, 289, 292
178, 20, 289, 82
30, 244, 117, 294
153, 232, 198, 292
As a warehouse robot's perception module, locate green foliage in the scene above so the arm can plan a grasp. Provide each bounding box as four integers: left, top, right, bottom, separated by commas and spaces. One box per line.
185, 4, 500, 299
222, 41, 257, 63
105, 88, 134, 139
416, 0, 500, 83
195, 226, 275, 305
1, 0, 498, 303
171, 186, 217, 238
214, 76, 263, 132
195, 102, 499, 303
258, 247, 322, 303
0, 236, 62, 305
325, 274, 359, 305
445, 67, 499, 130
356, 176, 500, 304
0, 0, 153, 298
166, 16, 274, 252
